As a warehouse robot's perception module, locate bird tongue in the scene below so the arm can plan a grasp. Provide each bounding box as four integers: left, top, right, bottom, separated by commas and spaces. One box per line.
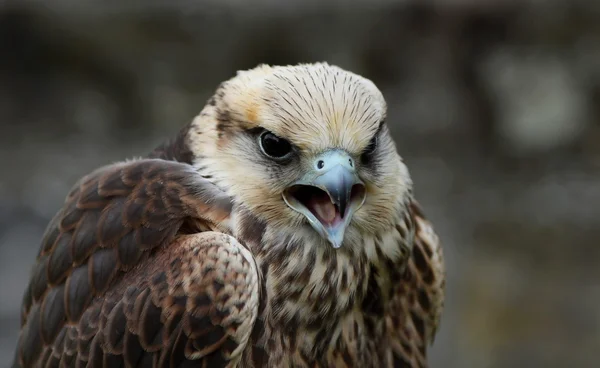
307, 192, 337, 224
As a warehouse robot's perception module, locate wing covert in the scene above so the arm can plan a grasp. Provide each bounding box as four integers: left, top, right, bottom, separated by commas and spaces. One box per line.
388, 200, 445, 368
14, 159, 236, 367
78, 232, 258, 367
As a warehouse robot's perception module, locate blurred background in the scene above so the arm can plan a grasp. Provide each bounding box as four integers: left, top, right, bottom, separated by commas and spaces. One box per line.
1, 0, 599, 366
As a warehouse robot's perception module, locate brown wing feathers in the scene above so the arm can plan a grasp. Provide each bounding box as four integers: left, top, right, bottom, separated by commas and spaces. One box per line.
14, 159, 246, 367
388, 201, 445, 368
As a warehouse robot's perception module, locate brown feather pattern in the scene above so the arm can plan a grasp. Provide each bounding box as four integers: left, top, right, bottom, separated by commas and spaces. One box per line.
13, 159, 252, 367
14, 63, 445, 368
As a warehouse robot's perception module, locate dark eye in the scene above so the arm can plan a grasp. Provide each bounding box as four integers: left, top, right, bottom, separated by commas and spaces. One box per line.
362, 134, 378, 161
259, 130, 292, 159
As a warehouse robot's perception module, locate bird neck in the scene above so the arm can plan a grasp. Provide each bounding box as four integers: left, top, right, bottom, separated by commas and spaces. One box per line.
231, 201, 415, 359
232, 205, 367, 323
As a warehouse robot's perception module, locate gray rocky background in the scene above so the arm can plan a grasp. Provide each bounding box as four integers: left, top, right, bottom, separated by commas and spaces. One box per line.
1, 0, 600, 366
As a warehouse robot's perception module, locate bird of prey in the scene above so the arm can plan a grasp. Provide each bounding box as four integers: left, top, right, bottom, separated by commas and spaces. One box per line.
13, 63, 445, 368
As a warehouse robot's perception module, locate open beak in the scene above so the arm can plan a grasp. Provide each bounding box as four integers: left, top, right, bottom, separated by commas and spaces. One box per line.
282, 150, 366, 248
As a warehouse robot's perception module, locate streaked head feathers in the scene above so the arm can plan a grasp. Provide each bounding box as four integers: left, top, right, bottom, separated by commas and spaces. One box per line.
189, 62, 411, 251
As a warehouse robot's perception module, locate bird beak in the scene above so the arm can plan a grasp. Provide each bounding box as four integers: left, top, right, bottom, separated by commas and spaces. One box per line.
283, 150, 366, 248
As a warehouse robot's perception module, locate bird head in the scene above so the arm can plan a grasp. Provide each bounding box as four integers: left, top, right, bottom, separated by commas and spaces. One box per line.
188, 63, 412, 250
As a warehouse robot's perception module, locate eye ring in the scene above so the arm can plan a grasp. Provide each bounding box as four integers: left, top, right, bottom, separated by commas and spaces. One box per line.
258, 130, 293, 160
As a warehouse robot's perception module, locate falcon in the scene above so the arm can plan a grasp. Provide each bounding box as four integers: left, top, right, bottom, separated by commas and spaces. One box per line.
13, 63, 445, 367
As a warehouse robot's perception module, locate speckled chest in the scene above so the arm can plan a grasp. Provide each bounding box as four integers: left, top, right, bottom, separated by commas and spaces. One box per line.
241, 309, 391, 368
232, 207, 411, 368
242, 249, 401, 367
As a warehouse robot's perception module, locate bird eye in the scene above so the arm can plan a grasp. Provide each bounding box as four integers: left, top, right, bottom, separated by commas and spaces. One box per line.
259, 130, 293, 159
